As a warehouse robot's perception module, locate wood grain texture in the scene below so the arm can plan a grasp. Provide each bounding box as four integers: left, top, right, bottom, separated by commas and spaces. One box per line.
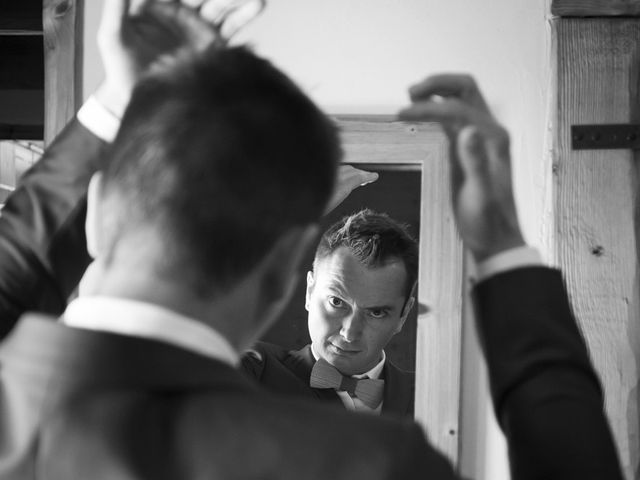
336, 116, 465, 464
554, 19, 640, 479
43, 0, 83, 146
553, 0, 640, 16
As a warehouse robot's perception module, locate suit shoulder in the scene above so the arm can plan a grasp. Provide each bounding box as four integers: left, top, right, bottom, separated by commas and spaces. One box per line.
386, 359, 415, 379
240, 341, 290, 379
243, 341, 289, 362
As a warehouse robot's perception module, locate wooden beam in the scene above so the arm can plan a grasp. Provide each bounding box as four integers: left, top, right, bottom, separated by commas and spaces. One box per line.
554, 18, 640, 478
43, 0, 84, 146
552, 0, 640, 17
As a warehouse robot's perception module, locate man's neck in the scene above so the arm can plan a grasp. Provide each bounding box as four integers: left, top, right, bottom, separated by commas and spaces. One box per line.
84, 261, 259, 352
63, 296, 240, 366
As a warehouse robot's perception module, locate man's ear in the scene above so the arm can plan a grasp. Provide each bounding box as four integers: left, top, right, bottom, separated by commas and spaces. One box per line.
256, 224, 319, 333
305, 270, 315, 311
86, 172, 103, 259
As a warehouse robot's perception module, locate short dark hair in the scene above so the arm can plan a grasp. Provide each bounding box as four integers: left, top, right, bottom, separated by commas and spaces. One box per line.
313, 209, 418, 299
100, 46, 341, 297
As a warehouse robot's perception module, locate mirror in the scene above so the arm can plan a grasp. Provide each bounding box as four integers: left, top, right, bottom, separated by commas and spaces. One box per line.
262, 115, 464, 462
262, 163, 421, 371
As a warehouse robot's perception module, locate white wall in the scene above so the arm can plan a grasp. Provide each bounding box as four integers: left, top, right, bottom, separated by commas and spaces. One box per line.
84, 0, 554, 250
84, 2, 554, 478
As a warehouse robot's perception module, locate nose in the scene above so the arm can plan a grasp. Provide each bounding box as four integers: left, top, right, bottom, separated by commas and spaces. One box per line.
339, 312, 364, 343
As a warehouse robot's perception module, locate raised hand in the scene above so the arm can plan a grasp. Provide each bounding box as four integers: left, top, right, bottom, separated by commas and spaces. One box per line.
95, 0, 265, 117
324, 165, 379, 214
398, 74, 525, 261
184, 0, 266, 38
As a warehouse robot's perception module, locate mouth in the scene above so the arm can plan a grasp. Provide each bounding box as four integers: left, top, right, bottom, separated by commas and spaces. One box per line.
328, 343, 360, 356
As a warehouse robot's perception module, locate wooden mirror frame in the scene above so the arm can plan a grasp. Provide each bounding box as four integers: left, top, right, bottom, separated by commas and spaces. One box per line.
335, 115, 464, 464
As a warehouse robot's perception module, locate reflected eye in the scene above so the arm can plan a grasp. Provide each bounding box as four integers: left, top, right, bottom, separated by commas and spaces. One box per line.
328, 296, 345, 308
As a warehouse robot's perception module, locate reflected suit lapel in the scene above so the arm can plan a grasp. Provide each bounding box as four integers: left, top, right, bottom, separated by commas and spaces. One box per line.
381, 361, 414, 417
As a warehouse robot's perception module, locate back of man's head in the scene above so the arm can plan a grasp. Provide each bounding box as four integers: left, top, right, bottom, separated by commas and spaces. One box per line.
99, 46, 341, 297
313, 209, 418, 299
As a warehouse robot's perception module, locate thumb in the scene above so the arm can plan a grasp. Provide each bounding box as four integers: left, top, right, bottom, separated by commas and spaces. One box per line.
457, 125, 489, 180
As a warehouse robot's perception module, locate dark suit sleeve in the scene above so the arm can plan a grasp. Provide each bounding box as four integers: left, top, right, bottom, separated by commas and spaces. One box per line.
0, 120, 107, 338
473, 266, 623, 480
241, 342, 290, 383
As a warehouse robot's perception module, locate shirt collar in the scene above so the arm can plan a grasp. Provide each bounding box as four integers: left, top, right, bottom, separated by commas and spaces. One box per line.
61, 296, 239, 366
310, 345, 386, 380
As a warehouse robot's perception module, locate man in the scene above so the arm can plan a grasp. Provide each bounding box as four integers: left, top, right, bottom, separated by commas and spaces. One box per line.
0, 1, 623, 479
243, 209, 418, 417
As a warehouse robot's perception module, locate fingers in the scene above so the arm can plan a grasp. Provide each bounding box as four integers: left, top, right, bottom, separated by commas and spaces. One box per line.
323, 166, 379, 214
338, 165, 379, 187
398, 97, 490, 138
178, 0, 265, 37
138, 2, 221, 51
457, 126, 489, 179
358, 170, 379, 186
200, 0, 239, 22
408, 74, 490, 113
218, 0, 266, 38
172, 3, 222, 48
182, 0, 206, 7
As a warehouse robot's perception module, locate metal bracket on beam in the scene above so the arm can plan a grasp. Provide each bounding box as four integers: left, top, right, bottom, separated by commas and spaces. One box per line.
572, 124, 640, 150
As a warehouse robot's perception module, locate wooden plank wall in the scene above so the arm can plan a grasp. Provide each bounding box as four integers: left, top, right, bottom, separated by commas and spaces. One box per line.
553, 0, 640, 16
554, 19, 640, 479
338, 117, 465, 465
43, 0, 84, 145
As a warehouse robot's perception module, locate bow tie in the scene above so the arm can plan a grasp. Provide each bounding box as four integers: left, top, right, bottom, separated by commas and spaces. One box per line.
309, 358, 384, 409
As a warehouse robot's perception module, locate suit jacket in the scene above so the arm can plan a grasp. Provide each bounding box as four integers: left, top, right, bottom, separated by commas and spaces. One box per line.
242, 342, 415, 418
0, 268, 624, 479
0, 120, 104, 338
0, 314, 452, 480
0, 117, 624, 479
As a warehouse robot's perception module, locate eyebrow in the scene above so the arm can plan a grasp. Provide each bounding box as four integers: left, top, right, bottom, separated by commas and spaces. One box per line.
324, 285, 398, 312
325, 284, 348, 297
364, 305, 395, 312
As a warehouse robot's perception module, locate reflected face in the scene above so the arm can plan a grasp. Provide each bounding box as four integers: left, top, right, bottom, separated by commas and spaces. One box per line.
306, 246, 414, 376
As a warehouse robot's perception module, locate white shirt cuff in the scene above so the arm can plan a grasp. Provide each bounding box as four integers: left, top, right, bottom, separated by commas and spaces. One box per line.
77, 95, 122, 143
476, 246, 543, 281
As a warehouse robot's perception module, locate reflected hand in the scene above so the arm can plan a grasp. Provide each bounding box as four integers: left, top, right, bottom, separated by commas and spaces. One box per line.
95, 0, 265, 117
325, 165, 379, 214
398, 74, 525, 262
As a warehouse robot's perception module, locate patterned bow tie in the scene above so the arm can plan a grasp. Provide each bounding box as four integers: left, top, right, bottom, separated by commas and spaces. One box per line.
309, 358, 384, 409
